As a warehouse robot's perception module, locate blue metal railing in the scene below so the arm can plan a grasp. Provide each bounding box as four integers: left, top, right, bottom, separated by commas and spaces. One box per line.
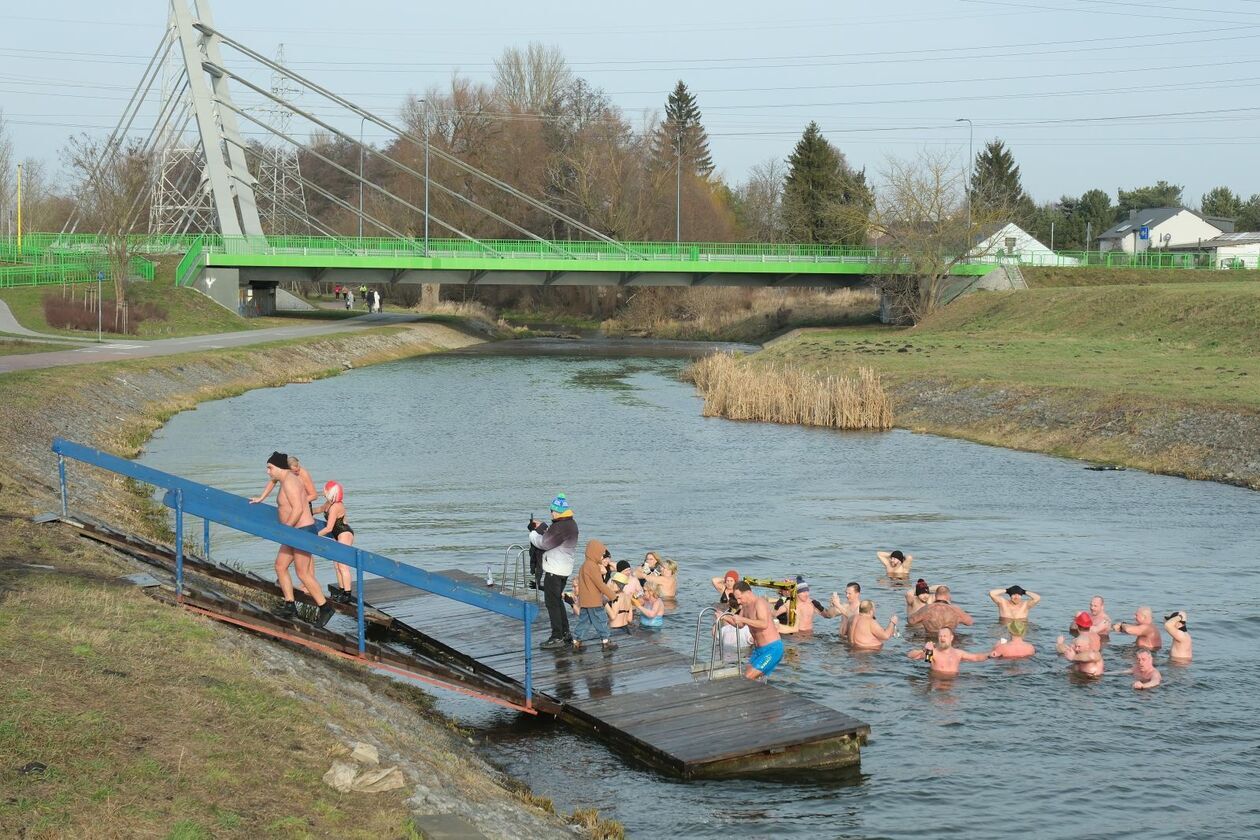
51, 437, 538, 706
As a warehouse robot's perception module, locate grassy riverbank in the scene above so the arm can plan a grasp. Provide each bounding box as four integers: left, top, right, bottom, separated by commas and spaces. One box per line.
754, 280, 1260, 488
0, 323, 613, 839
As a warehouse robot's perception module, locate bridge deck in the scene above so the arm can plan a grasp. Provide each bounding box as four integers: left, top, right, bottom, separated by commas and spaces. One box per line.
363, 572, 869, 778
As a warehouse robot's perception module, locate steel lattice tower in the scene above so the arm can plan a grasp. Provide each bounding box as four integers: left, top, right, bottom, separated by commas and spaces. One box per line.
148, 12, 216, 235
252, 44, 309, 236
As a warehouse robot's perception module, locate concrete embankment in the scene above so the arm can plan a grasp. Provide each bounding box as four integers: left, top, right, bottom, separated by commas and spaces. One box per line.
0, 322, 604, 839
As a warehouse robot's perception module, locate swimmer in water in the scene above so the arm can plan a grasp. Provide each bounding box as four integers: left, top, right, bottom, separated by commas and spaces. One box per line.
988, 585, 1041, 622
1163, 610, 1192, 662
906, 585, 974, 635
1112, 606, 1162, 651
877, 550, 913, 580
849, 600, 898, 651
1089, 595, 1111, 635
710, 571, 735, 604
1070, 611, 1101, 653
1056, 632, 1104, 677
1128, 649, 1162, 690
988, 618, 1035, 659
905, 578, 935, 617
907, 627, 990, 676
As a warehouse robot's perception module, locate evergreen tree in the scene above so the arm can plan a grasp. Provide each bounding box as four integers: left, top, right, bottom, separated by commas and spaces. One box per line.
781, 121, 872, 246
1237, 194, 1260, 233
969, 139, 1032, 221
1116, 181, 1183, 220
651, 81, 714, 177
1201, 186, 1243, 219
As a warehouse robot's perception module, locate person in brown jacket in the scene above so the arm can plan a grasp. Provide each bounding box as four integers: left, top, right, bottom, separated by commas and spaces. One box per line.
572, 539, 618, 652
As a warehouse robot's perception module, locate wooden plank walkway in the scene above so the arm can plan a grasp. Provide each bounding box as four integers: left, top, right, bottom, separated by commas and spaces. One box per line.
364, 571, 870, 778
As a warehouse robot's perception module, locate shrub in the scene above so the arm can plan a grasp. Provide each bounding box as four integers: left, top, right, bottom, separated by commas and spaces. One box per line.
43, 292, 168, 335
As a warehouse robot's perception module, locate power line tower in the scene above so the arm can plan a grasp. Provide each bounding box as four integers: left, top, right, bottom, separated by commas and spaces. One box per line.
148, 11, 216, 235
252, 44, 309, 236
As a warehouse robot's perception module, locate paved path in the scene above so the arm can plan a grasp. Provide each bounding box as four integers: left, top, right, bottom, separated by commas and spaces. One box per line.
0, 311, 432, 374
0, 300, 97, 343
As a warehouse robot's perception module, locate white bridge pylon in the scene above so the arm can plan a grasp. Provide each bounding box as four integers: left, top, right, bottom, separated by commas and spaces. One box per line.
168, 0, 263, 238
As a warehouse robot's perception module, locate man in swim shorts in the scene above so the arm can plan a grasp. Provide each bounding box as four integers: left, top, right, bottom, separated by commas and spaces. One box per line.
720, 580, 783, 680
988, 584, 1041, 621
267, 452, 334, 627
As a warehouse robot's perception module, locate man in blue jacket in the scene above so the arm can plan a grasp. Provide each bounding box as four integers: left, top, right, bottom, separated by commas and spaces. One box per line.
529, 494, 578, 649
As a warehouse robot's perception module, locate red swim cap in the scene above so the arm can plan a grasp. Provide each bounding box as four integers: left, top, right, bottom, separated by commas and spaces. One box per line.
323, 481, 344, 504
724, 569, 740, 582
1074, 611, 1092, 629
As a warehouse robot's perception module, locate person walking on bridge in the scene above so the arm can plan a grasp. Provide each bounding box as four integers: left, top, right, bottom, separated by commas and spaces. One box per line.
529, 494, 578, 650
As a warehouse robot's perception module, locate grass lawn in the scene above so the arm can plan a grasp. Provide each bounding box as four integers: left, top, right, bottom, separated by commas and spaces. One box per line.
763, 281, 1260, 410
1023, 266, 1258, 288
0, 338, 76, 355
0, 520, 422, 839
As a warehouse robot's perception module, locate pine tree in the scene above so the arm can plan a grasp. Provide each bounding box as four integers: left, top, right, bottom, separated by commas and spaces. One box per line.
969, 139, 1031, 221
781, 122, 872, 246
651, 81, 714, 177
1201, 186, 1243, 219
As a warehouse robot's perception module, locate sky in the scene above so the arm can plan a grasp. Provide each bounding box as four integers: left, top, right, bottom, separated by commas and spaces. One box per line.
3, 0, 1260, 207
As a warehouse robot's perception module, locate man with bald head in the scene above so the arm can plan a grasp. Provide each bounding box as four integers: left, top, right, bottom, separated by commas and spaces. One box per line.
906, 585, 974, 635
907, 627, 989, 676
1112, 606, 1162, 650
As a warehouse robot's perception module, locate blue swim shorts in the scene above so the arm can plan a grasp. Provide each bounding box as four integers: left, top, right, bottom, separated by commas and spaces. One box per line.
298, 523, 320, 535
748, 639, 785, 677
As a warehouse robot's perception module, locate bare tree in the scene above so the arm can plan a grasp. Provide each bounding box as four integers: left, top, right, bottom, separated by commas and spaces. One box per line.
0, 110, 13, 236
64, 134, 155, 304
493, 43, 572, 113
736, 157, 786, 243
865, 149, 1007, 324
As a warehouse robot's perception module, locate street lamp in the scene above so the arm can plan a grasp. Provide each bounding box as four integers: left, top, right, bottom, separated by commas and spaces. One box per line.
675, 130, 682, 244
358, 116, 366, 241
423, 99, 429, 256
955, 118, 973, 236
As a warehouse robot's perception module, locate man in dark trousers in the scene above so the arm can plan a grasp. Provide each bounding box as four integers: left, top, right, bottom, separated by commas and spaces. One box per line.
528, 494, 578, 649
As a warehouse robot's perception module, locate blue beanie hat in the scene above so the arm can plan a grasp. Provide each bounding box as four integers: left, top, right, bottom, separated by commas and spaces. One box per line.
549, 493, 570, 513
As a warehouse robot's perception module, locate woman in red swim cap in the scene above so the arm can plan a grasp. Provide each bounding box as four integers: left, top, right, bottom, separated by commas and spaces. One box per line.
316, 480, 355, 604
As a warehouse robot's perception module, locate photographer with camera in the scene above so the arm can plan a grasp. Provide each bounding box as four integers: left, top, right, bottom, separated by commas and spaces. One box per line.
529, 494, 578, 650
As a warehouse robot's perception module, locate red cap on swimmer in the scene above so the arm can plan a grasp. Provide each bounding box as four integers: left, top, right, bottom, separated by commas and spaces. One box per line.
724, 569, 740, 583
1074, 611, 1092, 629
323, 481, 344, 504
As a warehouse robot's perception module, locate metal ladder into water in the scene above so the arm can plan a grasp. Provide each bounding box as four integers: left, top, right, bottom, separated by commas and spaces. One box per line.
690, 606, 747, 680
496, 543, 540, 602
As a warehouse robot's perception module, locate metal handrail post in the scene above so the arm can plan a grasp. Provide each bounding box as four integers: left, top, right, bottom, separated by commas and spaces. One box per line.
174, 489, 184, 599
523, 615, 532, 707
58, 455, 68, 517
203, 517, 211, 561
355, 548, 365, 654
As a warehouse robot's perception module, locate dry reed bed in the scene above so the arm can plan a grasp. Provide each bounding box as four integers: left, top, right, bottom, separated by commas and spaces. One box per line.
688, 352, 893, 430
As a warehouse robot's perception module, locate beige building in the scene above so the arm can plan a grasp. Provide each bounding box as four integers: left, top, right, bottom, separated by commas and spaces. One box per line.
1097, 208, 1232, 254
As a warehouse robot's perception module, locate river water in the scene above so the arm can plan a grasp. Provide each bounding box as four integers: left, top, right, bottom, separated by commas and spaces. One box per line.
140, 340, 1260, 840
